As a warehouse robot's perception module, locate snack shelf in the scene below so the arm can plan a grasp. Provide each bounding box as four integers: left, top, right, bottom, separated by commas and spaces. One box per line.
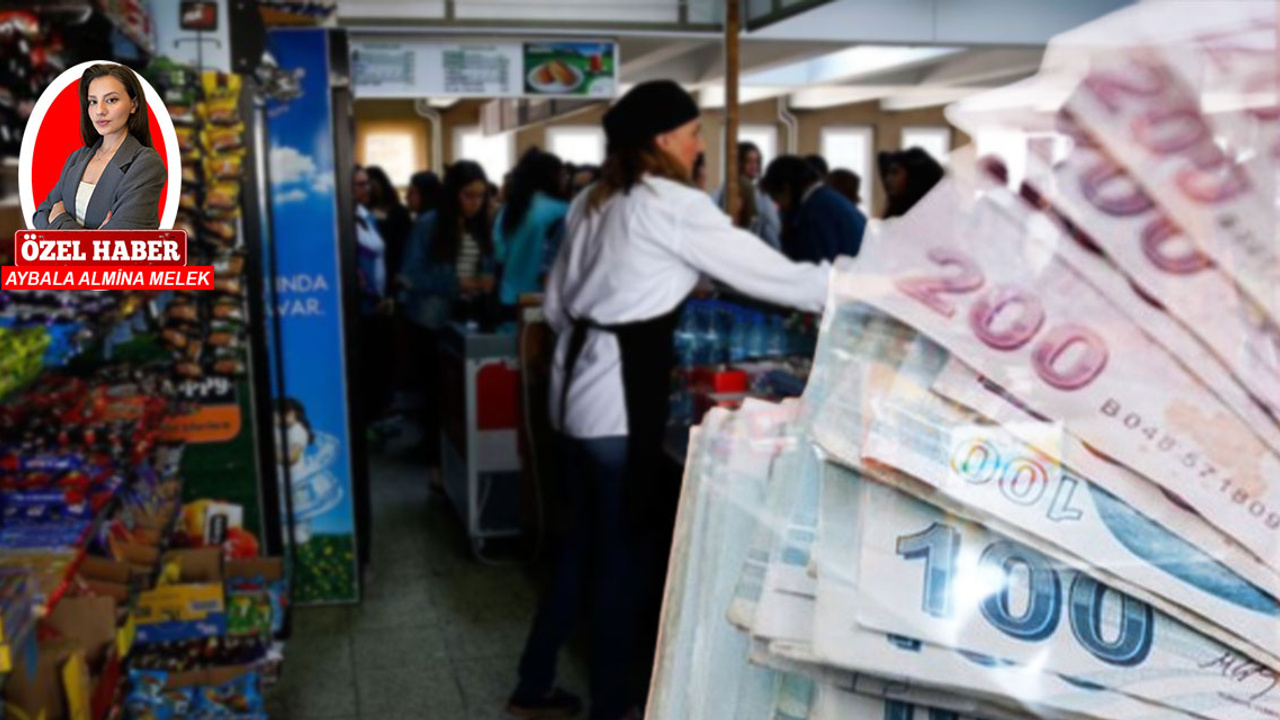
12, 0, 155, 57
0, 304, 149, 405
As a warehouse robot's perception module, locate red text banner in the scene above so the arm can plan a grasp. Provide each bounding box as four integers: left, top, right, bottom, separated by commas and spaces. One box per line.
1, 266, 214, 291
13, 230, 188, 266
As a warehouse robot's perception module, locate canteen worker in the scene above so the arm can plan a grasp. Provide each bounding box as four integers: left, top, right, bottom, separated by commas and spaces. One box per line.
508, 80, 830, 720
33, 63, 165, 230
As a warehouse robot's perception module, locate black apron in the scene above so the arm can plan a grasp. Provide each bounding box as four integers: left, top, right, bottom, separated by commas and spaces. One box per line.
559, 306, 683, 529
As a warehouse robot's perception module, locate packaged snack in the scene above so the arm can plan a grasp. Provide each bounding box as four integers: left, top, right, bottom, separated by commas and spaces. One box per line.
175, 126, 198, 153
160, 328, 190, 351
167, 104, 198, 126
192, 670, 263, 719
180, 190, 199, 213
165, 303, 198, 324
201, 220, 237, 246
174, 362, 203, 380
211, 299, 244, 323
213, 277, 242, 296
125, 668, 193, 720
205, 330, 239, 350
211, 254, 245, 279
197, 96, 241, 126
182, 163, 200, 187
210, 358, 245, 377
204, 154, 244, 182
204, 183, 241, 214
201, 71, 242, 104
200, 127, 245, 154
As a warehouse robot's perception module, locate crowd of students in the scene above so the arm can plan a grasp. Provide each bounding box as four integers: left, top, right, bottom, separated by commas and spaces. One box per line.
348, 93, 945, 719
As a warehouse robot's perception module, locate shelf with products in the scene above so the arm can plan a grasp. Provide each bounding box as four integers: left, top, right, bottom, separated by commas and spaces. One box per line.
142, 59, 252, 384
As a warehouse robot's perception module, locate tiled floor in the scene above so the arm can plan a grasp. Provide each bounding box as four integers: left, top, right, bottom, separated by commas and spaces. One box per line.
266, 430, 588, 719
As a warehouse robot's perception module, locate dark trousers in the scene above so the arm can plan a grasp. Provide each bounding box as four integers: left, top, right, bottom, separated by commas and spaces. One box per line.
516, 435, 635, 720
407, 323, 441, 465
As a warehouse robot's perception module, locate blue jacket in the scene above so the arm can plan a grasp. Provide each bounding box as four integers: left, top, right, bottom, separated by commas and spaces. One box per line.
398, 211, 494, 329
493, 192, 569, 305
782, 185, 866, 263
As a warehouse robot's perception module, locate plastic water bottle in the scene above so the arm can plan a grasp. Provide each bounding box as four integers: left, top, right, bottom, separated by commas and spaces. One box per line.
766, 315, 785, 358
700, 302, 722, 365
746, 313, 766, 359
728, 309, 747, 363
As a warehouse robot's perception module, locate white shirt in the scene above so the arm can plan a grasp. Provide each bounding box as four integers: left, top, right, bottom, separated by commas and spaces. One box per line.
545, 175, 830, 439
76, 182, 96, 224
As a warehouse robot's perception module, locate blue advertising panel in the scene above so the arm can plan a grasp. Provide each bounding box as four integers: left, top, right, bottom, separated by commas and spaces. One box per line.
264, 28, 359, 604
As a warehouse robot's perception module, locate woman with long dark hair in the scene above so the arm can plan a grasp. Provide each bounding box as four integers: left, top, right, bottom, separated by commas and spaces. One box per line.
406, 170, 443, 219
494, 148, 568, 305
396, 161, 495, 458
879, 147, 945, 219
34, 63, 165, 229
363, 166, 413, 289
760, 154, 866, 263
509, 80, 831, 720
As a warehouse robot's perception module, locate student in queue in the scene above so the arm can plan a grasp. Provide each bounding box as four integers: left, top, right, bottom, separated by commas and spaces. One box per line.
34, 63, 165, 230
494, 148, 569, 306
805, 153, 829, 179
399, 160, 496, 329
760, 155, 866, 263
879, 147, 944, 219
568, 164, 601, 198
508, 80, 831, 720
363, 166, 413, 290
397, 161, 495, 459
406, 170, 444, 220
353, 166, 394, 430
713, 141, 780, 249
827, 168, 862, 208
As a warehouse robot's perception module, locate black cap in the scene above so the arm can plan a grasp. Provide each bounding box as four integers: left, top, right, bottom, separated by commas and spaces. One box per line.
603, 80, 700, 150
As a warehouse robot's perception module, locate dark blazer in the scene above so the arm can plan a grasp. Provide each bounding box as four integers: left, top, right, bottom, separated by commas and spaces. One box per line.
781, 184, 867, 264
33, 134, 165, 230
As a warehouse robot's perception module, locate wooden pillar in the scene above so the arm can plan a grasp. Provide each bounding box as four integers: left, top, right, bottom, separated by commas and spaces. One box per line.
723, 0, 740, 220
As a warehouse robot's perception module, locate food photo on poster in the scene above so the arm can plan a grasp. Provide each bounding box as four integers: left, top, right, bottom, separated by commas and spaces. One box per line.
0, 1, 1278, 719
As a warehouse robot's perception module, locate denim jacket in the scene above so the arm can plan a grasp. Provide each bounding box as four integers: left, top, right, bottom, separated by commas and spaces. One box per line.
398, 211, 494, 329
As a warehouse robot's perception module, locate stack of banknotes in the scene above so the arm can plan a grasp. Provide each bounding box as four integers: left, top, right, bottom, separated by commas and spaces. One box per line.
648, 3, 1280, 718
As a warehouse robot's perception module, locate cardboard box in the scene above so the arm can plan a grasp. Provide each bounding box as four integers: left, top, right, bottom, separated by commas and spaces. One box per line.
160, 548, 222, 584
133, 584, 226, 644
3, 597, 119, 720
77, 557, 131, 604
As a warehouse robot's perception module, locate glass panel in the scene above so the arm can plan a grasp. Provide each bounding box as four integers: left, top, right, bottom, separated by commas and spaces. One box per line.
821, 126, 873, 216
456, 126, 514, 184
547, 126, 606, 166
363, 131, 418, 190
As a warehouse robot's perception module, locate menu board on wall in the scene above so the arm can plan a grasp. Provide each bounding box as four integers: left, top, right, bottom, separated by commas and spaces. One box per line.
352, 38, 619, 99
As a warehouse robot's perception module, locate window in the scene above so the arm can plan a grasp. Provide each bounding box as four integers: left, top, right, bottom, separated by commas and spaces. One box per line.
454, 126, 514, 184
355, 119, 428, 192
720, 124, 778, 181
362, 131, 418, 190
821, 126, 873, 215
547, 126, 605, 166
901, 126, 952, 165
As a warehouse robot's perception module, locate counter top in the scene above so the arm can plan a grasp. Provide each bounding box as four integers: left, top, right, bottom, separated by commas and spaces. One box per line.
440, 322, 519, 359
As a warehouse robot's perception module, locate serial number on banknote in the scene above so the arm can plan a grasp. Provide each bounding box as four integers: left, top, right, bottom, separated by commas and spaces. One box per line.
1099, 397, 1280, 529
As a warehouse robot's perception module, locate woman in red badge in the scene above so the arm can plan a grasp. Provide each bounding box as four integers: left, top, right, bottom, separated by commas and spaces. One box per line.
508, 80, 833, 720
33, 63, 165, 230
